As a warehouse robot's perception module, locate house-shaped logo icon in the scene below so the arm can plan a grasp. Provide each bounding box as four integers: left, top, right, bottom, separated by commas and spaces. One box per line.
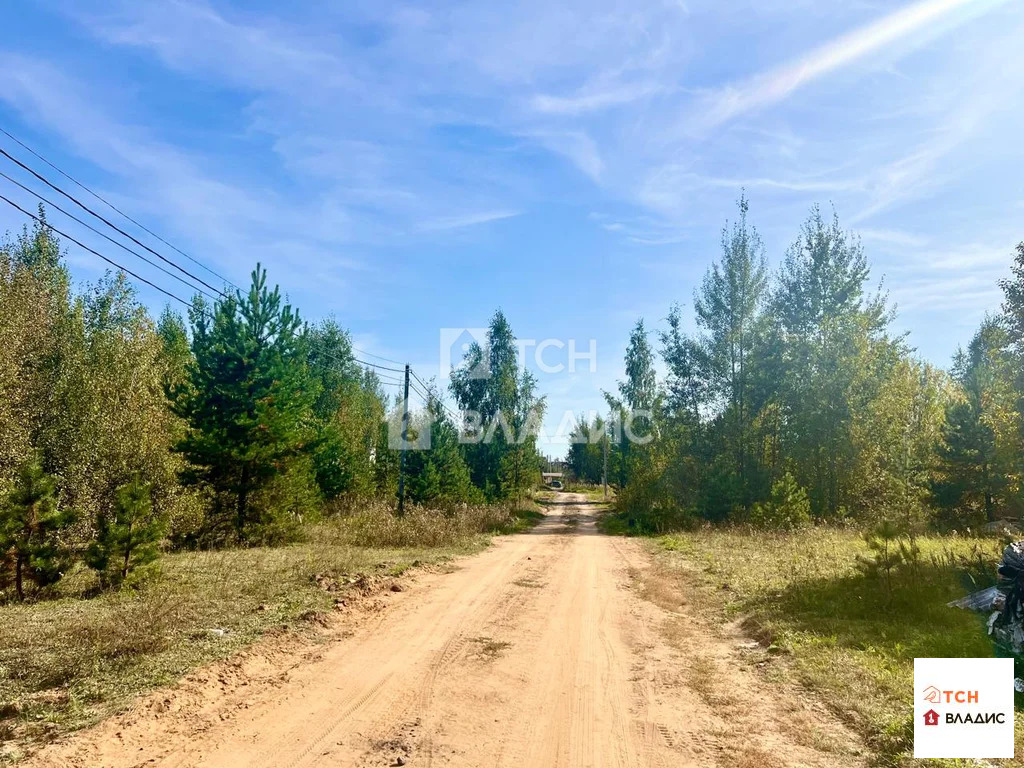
922, 685, 941, 703
923, 709, 940, 726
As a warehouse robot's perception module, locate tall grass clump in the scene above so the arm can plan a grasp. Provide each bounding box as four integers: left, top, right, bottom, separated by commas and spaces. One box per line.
322, 499, 539, 548
657, 527, 1016, 766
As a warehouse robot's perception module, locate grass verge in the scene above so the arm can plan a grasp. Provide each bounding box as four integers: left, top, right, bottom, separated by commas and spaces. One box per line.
651, 527, 1017, 767
0, 500, 540, 762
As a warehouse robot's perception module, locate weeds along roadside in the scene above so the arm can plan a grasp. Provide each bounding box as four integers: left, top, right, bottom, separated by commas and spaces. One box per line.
648, 527, 1019, 768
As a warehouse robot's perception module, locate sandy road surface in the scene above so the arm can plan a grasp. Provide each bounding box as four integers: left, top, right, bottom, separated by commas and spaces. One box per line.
26, 494, 864, 768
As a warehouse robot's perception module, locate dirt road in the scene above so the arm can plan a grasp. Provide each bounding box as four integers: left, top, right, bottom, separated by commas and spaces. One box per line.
26, 494, 864, 767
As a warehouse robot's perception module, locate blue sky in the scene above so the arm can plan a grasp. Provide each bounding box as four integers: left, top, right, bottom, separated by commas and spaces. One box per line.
1, 0, 1022, 457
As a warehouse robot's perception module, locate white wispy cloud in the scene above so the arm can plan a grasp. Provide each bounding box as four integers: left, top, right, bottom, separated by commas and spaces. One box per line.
858, 228, 930, 248
531, 82, 662, 115
2, 0, 1020, 399
691, 0, 1011, 131
418, 210, 522, 231
524, 131, 605, 180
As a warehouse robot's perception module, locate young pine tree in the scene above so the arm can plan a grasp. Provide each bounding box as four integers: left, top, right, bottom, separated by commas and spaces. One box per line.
170, 265, 319, 544
0, 459, 75, 600
405, 388, 478, 507
749, 471, 811, 530
615, 318, 658, 490
451, 310, 544, 500
86, 476, 164, 588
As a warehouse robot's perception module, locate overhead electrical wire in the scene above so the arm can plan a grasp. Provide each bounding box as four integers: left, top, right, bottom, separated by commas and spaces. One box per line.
351, 346, 403, 366
410, 368, 461, 416
0, 169, 218, 300
0, 126, 235, 287
0, 193, 192, 308
0, 128, 424, 388
409, 368, 432, 395
0, 145, 225, 297
353, 358, 404, 374
313, 346, 405, 377
408, 370, 462, 421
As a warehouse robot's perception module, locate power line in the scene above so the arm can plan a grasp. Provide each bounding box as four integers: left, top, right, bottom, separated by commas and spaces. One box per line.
0, 129, 422, 379
411, 367, 456, 410
353, 357, 405, 374
409, 368, 462, 421
0, 146, 225, 298
0, 187, 423, 405
351, 346, 403, 366
409, 368, 433, 395
314, 346, 405, 376
408, 379, 436, 405
0, 126, 236, 288
0, 170, 218, 301
0, 193, 192, 307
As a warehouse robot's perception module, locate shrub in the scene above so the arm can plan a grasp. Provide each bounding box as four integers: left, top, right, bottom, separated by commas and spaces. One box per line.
749, 472, 811, 530
85, 476, 165, 589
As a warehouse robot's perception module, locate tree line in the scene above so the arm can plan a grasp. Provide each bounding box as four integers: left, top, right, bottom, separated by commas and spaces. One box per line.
574, 197, 1024, 533
0, 211, 543, 599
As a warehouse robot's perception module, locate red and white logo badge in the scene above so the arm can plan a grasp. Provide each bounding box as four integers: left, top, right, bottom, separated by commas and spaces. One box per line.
914, 658, 1013, 759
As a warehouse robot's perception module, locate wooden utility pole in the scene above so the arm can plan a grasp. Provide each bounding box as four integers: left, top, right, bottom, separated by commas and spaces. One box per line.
602, 419, 609, 502
397, 363, 410, 515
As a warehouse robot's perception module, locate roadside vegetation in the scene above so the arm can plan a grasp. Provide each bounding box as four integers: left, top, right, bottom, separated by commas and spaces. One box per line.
592, 198, 1024, 536
653, 528, 1020, 767
590, 197, 1024, 765
0, 214, 548, 758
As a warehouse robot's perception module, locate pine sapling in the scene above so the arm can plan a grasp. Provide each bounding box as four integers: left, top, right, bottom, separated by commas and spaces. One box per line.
0, 459, 75, 600
86, 476, 165, 588
750, 472, 812, 530
857, 520, 912, 601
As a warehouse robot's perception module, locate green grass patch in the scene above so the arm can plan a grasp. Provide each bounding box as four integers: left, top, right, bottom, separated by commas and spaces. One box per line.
652, 527, 1016, 767
564, 484, 614, 502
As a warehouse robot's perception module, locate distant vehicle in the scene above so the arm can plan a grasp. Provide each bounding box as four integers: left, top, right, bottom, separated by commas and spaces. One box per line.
549, 480, 563, 490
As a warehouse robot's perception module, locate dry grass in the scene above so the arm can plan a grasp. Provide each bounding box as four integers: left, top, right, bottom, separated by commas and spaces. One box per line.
326, 498, 543, 548
0, 500, 542, 761
654, 528, 1015, 767
685, 655, 718, 701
